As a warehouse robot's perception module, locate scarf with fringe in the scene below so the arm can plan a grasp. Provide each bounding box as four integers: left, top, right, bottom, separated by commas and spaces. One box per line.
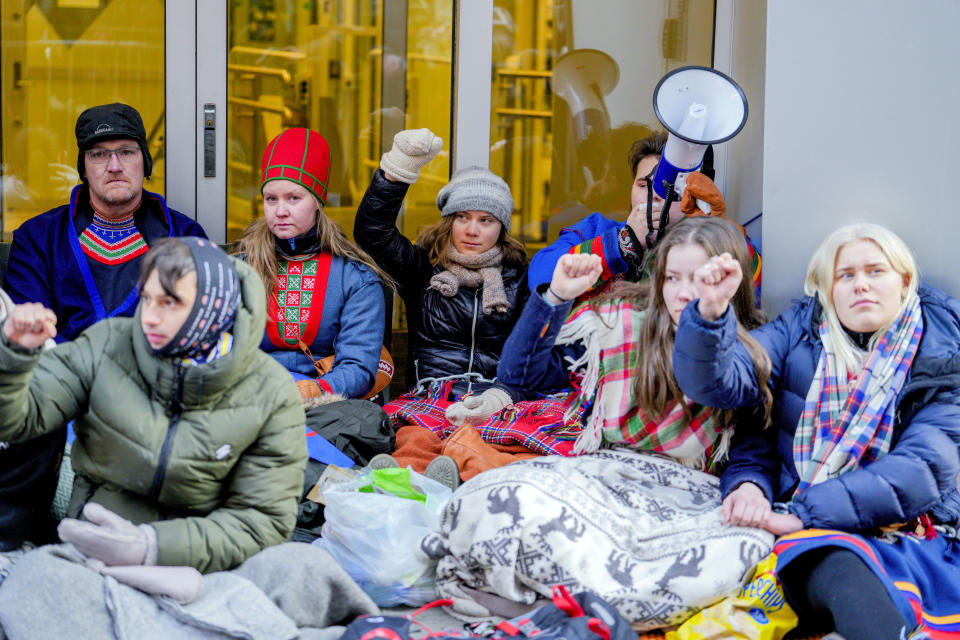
556, 296, 727, 471
429, 246, 509, 314
793, 293, 923, 492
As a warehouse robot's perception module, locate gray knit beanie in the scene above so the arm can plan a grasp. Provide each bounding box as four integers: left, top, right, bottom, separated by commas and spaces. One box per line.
436, 166, 514, 231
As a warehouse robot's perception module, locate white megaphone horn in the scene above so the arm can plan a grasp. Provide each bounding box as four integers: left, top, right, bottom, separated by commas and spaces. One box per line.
651, 66, 748, 199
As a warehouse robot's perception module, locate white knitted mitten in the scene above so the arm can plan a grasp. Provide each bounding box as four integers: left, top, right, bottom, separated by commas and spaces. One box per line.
380, 128, 443, 184
445, 388, 512, 427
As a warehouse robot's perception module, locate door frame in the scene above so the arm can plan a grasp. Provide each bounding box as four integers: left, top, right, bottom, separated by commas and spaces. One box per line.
168, 1, 737, 243
166, 0, 227, 241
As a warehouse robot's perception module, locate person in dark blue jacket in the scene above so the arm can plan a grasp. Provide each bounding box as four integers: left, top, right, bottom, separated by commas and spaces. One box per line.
497, 216, 769, 445
673, 222, 960, 640
1, 103, 205, 555
5, 103, 206, 343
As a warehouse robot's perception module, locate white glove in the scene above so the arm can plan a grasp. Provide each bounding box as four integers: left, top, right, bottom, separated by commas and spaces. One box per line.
100, 564, 204, 604
380, 128, 443, 184
58, 502, 157, 566
445, 388, 513, 427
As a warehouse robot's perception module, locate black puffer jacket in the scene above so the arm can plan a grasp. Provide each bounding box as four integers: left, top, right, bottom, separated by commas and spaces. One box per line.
354, 170, 528, 388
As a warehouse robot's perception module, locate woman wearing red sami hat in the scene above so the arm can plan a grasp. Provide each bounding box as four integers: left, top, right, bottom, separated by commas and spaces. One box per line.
233, 128, 391, 401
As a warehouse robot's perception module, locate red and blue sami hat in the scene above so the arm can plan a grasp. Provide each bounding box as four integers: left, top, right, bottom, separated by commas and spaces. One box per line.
260, 128, 331, 204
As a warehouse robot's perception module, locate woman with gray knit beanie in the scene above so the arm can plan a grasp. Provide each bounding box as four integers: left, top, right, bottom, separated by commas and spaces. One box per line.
353, 129, 530, 482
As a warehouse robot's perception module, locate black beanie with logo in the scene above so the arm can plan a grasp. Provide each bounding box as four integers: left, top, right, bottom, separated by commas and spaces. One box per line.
75, 103, 153, 181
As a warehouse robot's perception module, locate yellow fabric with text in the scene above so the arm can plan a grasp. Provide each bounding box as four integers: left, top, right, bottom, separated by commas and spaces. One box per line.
666, 553, 797, 640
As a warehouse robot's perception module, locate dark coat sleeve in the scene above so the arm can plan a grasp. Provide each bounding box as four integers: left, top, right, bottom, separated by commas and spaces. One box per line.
6, 221, 54, 311
674, 299, 804, 501
496, 290, 582, 401
353, 169, 432, 297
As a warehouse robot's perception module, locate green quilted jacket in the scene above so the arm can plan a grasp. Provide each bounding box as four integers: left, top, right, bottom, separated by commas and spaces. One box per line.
0, 258, 307, 573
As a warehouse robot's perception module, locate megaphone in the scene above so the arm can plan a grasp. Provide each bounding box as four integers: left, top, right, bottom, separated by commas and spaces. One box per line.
651, 66, 747, 199
553, 49, 620, 144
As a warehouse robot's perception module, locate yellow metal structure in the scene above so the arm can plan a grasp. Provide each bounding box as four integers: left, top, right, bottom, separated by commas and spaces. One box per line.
0, 0, 166, 239
489, 0, 715, 250
226, 0, 452, 246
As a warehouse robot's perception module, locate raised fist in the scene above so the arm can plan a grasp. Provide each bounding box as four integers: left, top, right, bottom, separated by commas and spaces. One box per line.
3, 302, 57, 350
380, 128, 444, 184
694, 252, 742, 321
548, 253, 603, 303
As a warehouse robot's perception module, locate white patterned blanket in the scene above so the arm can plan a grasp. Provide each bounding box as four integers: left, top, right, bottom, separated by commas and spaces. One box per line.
421, 449, 773, 631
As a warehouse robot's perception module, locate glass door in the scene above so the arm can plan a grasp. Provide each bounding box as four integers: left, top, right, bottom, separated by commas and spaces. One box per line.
187, 0, 456, 393
221, 0, 453, 243
0, 0, 167, 240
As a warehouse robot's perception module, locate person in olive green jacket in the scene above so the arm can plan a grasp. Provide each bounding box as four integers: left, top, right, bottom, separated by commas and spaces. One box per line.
0, 237, 307, 577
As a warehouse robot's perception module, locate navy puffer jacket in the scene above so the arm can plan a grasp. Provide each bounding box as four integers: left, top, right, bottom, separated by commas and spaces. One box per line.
353, 170, 528, 387
673, 285, 960, 532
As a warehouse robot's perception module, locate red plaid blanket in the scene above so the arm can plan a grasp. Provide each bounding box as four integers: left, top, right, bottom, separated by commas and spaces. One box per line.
384, 384, 584, 456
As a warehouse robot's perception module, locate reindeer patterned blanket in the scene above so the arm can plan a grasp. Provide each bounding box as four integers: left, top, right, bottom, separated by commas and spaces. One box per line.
421, 449, 774, 630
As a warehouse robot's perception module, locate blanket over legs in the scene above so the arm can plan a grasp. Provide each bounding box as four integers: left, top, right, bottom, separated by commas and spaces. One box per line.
0, 542, 378, 640
421, 449, 773, 631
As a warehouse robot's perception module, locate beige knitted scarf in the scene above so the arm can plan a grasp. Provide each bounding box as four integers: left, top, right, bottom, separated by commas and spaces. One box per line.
429, 245, 509, 314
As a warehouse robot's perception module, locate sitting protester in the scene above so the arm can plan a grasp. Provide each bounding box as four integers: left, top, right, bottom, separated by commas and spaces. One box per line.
354, 129, 528, 395
425, 217, 774, 629
0, 237, 307, 581
233, 127, 390, 402
1, 102, 207, 553
353, 129, 531, 485
673, 222, 960, 640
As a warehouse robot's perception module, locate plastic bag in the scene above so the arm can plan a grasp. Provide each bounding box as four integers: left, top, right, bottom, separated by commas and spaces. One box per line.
313, 467, 452, 607
666, 553, 798, 640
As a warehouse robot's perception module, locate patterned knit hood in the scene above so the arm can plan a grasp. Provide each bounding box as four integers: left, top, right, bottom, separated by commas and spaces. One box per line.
132, 257, 268, 410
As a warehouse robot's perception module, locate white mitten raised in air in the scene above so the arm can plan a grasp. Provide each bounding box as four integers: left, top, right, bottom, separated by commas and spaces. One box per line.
380, 128, 443, 184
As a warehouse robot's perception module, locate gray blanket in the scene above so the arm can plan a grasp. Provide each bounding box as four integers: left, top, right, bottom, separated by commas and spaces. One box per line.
0, 542, 378, 640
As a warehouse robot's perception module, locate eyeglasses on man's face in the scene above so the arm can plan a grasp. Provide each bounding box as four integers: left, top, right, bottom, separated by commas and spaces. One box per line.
85, 147, 141, 165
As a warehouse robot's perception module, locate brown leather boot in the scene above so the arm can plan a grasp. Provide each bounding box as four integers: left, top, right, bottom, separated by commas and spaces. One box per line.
440, 425, 539, 481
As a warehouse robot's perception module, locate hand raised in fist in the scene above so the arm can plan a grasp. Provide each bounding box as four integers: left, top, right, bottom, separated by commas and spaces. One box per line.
3, 303, 57, 350
548, 253, 603, 303
694, 252, 742, 321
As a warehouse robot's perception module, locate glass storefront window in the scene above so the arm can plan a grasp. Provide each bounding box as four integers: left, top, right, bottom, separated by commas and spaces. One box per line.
489, 0, 715, 251
0, 0, 166, 240
225, 0, 452, 245
226, 0, 453, 394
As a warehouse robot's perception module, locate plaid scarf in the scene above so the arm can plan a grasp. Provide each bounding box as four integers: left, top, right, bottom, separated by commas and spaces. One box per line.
793, 294, 923, 493
556, 297, 725, 471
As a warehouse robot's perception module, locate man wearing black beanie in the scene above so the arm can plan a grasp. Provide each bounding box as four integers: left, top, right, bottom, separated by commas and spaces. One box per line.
0, 103, 207, 553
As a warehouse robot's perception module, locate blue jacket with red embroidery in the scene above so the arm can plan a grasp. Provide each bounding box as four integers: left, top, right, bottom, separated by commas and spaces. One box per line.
5, 185, 206, 342
258, 254, 385, 399
527, 213, 626, 292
